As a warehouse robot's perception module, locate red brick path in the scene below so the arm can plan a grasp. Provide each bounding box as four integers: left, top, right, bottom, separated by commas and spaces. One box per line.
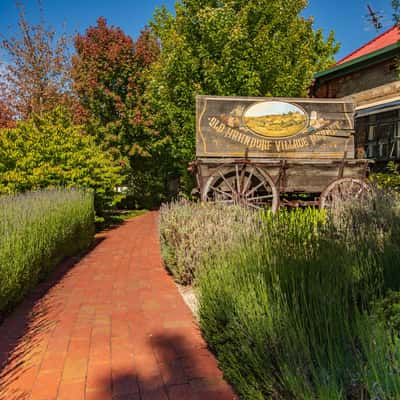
0, 212, 236, 400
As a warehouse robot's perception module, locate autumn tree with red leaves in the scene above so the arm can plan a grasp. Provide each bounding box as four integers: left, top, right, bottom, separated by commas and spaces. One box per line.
71, 18, 160, 157
71, 18, 169, 207
0, 99, 15, 128
0, 3, 70, 120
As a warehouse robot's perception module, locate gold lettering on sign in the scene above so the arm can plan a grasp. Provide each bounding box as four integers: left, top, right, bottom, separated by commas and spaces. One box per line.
315, 129, 337, 137
312, 121, 342, 137
275, 138, 309, 152
208, 117, 311, 152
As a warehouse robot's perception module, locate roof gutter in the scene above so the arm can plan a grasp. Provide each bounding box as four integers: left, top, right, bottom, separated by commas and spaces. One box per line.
355, 100, 400, 118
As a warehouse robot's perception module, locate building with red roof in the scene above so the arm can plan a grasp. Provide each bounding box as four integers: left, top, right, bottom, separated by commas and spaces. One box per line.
336, 25, 400, 65
312, 26, 400, 161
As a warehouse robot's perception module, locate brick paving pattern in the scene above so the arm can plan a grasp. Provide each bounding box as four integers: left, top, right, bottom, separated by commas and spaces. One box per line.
0, 212, 236, 400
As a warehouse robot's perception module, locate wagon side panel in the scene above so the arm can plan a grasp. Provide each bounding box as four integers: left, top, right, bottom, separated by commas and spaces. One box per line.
282, 161, 368, 193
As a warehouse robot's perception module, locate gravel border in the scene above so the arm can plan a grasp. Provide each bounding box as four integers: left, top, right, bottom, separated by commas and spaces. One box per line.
176, 283, 199, 319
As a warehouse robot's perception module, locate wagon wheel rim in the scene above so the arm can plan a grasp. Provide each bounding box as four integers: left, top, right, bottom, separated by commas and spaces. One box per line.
203, 164, 279, 212
320, 178, 372, 210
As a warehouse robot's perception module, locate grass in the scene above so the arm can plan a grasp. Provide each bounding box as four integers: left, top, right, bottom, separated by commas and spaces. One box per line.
0, 188, 95, 318
160, 195, 400, 399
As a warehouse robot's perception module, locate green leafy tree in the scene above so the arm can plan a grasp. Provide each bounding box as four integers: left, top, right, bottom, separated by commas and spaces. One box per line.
0, 107, 123, 213
147, 0, 339, 189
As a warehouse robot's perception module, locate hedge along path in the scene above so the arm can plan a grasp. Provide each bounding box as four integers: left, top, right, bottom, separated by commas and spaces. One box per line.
0, 212, 236, 400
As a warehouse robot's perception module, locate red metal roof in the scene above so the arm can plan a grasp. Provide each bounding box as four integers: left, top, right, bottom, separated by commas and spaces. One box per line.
337, 25, 400, 65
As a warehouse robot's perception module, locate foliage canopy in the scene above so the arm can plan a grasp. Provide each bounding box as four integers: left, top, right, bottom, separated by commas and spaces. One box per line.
147, 0, 339, 180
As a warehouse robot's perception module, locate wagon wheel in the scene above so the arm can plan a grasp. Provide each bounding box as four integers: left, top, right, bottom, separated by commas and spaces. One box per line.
320, 178, 372, 209
202, 164, 279, 211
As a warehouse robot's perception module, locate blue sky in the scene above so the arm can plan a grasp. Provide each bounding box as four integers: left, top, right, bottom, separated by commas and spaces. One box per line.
0, 0, 396, 61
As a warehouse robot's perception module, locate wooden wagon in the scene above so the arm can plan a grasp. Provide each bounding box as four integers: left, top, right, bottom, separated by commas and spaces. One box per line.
190, 95, 371, 211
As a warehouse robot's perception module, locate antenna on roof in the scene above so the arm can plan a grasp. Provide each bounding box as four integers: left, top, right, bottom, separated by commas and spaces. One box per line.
366, 4, 384, 31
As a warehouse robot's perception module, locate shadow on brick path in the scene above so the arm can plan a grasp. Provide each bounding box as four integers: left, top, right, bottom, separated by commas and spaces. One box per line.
0, 212, 236, 400
0, 239, 105, 400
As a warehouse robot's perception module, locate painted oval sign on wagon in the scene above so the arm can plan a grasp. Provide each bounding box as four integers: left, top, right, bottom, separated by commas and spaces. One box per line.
244, 101, 308, 138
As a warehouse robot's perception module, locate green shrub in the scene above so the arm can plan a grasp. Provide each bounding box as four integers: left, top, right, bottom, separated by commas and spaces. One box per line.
0, 108, 124, 214
370, 161, 400, 191
0, 188, 95, 317
371, 290, 400, 334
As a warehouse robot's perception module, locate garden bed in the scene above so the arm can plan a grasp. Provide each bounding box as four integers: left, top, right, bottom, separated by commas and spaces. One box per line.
160, 198, 400, 399
0, 189, 95, 319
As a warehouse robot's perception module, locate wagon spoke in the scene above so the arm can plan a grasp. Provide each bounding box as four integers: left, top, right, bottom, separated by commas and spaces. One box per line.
218, 170, 236, 194
239, 165, 247, 194
337, 184, 343, 199
235, 164, 241, 193
242, 167, 254, 195
246, 181, 266, 198
210, 186, 233, 199
335, 184, 345, 201
245, 201, 261, 210
247, 194, 274, 202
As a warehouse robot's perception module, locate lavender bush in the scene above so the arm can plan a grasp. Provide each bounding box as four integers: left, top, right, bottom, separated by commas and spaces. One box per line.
159, 200, 260, 285
0, 189, 94, 316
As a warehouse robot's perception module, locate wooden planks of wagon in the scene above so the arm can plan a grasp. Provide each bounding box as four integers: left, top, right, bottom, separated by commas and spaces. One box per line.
191, 95, 372, 211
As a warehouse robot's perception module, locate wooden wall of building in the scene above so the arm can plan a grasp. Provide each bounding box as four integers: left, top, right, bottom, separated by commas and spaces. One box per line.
313, 58, 398, 99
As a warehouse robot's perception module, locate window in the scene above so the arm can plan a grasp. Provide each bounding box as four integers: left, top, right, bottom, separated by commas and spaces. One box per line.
368, 125, 375, 141
363, 110, 400, 160
395, 112, 400, 159
365, 125, 377, 158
